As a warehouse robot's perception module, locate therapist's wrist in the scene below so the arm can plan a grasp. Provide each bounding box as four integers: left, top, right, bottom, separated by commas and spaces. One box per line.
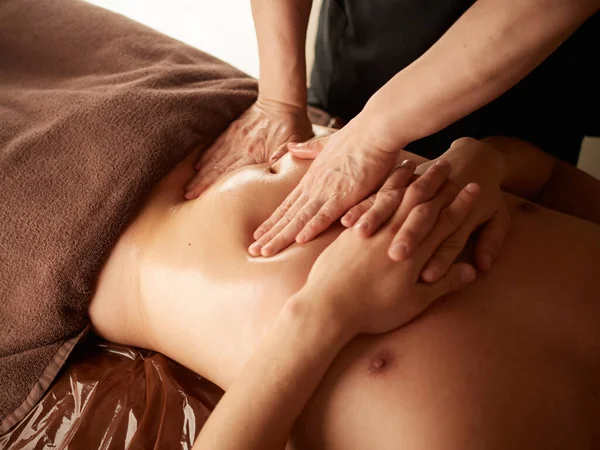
258, 71, 307, 109
254, 95, 308, 118
353, 97, 414, 154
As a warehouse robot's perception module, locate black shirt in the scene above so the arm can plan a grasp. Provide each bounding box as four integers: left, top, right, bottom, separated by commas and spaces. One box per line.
309, 0, 599, 162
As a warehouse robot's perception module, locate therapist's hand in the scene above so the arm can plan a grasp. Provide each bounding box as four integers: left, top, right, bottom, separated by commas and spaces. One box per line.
185, 97, 313, 199
304, 162, 479, 336
343, 138, 511, 281
249, 121, 401, 257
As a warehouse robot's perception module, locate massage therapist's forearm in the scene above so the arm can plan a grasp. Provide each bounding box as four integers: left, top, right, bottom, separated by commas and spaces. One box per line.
358, 0, 599, 152
251, 0, 312, 107
193, 290, 350, 450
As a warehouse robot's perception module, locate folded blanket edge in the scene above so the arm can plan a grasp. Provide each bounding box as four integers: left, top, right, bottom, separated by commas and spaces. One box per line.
0, 326, 90, 435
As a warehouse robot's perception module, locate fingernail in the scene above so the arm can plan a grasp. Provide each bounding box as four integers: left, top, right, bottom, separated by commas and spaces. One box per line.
465, 183, 480, 194
400, 159, 411, 168
423, 266, 441, 281
254, 227, 265, 240
341, 213, 353, 226
296, 233, 307, 244
461, 266, 476, 283
435, 159, 451, 169
248, 241, 262, 255
389, 243, 409, 261
290, 141, 304, 148
355, 221, 370, 234
261, 243, 274, 256
481, 254, 492, 271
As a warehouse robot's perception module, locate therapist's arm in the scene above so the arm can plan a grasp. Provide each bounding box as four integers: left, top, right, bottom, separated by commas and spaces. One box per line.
251, 0, 312, 108
360, 0, 599, 152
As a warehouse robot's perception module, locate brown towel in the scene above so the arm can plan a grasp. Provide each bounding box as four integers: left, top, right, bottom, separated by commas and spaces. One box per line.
0, 0, 257, 433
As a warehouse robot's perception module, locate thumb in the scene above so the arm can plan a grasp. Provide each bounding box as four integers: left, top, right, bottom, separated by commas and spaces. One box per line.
422, 262, 476, 302
288, 136, 329, 160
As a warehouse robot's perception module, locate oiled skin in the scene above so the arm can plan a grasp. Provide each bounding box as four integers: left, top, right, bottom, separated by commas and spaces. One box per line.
90, 148, 600, 449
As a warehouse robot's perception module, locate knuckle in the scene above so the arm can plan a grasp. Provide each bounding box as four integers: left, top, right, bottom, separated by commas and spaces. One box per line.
364, 195, 376, 208
413, 203, 434, 218
409, 180, 430, 197
440, 207, 458, 228
296, 210, 313, 226
280, 196, 298, 212
365, 207, 382, 225
380, 187, 402, 204
450, 137, 477, 148
439, 237, 463, 253
397, 228, 418, 245
212, 162, 228, 174
280, 211, 295, 225
316, 207, 336, 224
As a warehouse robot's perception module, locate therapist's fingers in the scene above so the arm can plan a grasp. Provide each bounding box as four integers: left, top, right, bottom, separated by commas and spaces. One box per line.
185, 139, 230, 199
421, 189, 509, 282
352, 160, 417, 237
416, 183, 481, 281
250, 139, 328, 244
386, 182, 459, 261
419, 262, 477, 304
341, 160, 416, 229
186, 151, 248, 199
384, 159, 453, 242
258, 200, 328, 256
249, 189, 307, 256
473, 203, 511, 272
269, 144, 289, 164
341, 196, 375, 227
288, 136, 328, 160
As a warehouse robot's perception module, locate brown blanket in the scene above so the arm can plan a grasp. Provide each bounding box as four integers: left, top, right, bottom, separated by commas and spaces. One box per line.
0, 0, 256, 433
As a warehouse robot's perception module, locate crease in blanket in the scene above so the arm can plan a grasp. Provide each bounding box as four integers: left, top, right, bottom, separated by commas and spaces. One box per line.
0, 327, 88, 435
0, 0, 257, 434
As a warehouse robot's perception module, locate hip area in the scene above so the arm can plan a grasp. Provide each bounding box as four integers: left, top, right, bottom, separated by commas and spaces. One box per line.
291, 196, 600, 449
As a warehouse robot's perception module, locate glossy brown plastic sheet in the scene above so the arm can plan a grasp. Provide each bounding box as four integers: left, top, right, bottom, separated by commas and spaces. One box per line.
0, 336, 223, 449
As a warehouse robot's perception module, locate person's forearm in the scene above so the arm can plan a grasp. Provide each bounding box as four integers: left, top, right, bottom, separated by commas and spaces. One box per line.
406, 136, 551, 198
358, 0, 599, 151
478, 137, 600, 225
193, 289, 350, 450
535, 159, 600, 226
251, 0, 312, 107
408, 138, 506, 193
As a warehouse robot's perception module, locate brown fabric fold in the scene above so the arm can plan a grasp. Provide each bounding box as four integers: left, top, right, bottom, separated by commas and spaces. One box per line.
0, 0, 257, 433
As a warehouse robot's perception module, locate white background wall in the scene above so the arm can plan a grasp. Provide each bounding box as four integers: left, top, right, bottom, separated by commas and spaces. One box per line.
87, 0, 599, 179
